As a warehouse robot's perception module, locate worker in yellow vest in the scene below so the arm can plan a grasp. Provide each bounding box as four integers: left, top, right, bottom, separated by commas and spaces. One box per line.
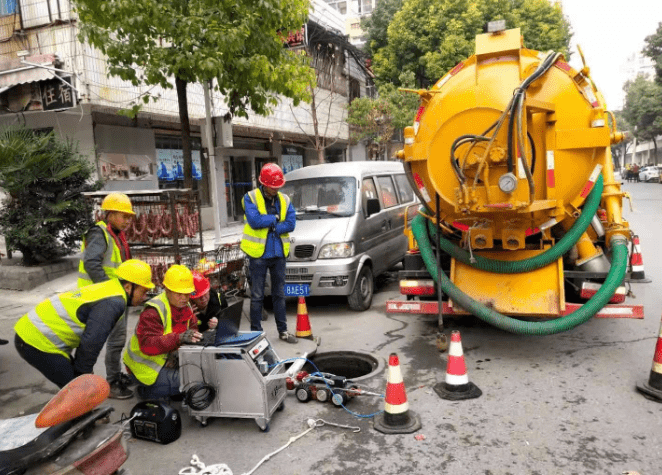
78, 192, 136, 399
14, 260, 154, 389
124, 265, 202, 400
241, 163, 297, 343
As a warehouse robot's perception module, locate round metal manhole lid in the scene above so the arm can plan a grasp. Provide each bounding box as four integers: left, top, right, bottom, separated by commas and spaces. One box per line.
301, 350, 385, 383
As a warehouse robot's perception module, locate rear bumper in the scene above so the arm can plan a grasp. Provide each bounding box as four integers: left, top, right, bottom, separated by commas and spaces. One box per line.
385, 298, 644, 319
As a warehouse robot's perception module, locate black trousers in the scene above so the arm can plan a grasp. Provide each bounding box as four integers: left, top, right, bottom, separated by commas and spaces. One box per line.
15, 334, 75, 388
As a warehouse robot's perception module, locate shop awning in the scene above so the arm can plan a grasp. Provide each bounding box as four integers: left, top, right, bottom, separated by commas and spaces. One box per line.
0, 65, 55, 89
0, 54, 57, 89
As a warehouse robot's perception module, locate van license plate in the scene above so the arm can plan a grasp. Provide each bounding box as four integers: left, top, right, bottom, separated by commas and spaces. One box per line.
284, 284, 310, 296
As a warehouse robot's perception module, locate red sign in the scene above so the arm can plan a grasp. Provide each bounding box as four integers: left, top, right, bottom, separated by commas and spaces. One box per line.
280, 25, 307, 49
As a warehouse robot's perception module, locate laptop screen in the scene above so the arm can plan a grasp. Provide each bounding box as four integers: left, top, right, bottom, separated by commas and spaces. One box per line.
214, 299, 244, 345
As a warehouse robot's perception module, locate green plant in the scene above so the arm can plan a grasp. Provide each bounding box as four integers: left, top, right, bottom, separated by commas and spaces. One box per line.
0, 126, 101, 265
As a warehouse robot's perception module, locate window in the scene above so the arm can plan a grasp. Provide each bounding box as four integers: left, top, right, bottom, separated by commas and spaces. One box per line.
361, 177, 379, 216
0, 0, 16, 16
155, 135, 210, 205
281, 177, 356, 219
376, 175, 398, 208
393, 174, 415, 203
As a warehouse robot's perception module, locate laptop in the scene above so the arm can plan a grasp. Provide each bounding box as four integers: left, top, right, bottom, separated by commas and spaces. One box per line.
194, 298, 244, 346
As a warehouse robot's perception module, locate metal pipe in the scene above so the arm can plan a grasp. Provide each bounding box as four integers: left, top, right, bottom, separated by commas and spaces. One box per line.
591, 214, 605, 238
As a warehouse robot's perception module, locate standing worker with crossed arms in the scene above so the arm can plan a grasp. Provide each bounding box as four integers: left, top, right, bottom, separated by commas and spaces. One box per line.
241, 163, 297, 343
78, 192, 136, 399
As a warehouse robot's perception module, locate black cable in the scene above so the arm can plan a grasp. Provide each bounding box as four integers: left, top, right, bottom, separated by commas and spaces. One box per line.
506, 94, 520, 174
450, 134, 490, 183
184, 382, 216, 411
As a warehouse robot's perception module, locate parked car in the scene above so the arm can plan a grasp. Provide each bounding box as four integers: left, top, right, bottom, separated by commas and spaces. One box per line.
267, 161, 419, 311
639, 166, 660, 182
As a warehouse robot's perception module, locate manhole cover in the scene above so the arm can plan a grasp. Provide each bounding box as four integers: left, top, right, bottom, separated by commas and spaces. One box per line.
301, 350, 384, 382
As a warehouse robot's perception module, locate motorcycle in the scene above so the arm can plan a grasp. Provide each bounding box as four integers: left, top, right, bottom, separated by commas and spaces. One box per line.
0, 374, 130, 475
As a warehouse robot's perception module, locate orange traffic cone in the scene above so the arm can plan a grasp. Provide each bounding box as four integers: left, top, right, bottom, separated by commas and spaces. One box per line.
637, 314, 662, 402
373, 353, 421, 434
628, 235, 652, 283
295, 296, 314, 340
434, 331, 482, 400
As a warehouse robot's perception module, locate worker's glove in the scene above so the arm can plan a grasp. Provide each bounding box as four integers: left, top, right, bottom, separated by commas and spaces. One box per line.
165, 351, 179, 369
179, 329, 202, 344
269, 221, 277, 233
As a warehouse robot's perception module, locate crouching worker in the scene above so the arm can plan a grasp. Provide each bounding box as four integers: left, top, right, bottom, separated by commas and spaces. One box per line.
124, 264, 202, 400
13, 260, 154, 388
190, 272, 226, 332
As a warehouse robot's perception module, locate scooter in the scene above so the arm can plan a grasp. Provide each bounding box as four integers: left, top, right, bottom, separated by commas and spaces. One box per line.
0, 374, 130, 475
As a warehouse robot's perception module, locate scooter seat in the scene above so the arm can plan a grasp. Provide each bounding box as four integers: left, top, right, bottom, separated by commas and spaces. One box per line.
0, 406, 113, 475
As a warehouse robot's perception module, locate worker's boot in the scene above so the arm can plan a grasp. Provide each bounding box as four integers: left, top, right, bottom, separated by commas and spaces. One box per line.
108, 378, 134, 399
279, 331, 298, 344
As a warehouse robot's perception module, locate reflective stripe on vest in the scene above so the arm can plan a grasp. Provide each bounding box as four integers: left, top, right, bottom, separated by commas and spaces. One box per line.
240, 189, 291, 258
14, 280, 127, 359
78, 221, 124, 288
123, 293, 174, 386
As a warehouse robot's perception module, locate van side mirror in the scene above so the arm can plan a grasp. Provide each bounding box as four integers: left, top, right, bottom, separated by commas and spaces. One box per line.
366, 198, 381, 217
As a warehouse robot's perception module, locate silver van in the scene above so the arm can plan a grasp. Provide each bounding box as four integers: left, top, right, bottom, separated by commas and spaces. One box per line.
267, 161, 418, 311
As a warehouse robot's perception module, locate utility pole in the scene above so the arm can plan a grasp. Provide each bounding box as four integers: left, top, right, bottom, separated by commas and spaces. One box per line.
203, 81, 222, 246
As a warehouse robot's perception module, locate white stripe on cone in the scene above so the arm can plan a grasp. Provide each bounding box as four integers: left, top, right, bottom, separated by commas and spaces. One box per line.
448, 340, 463, 357
387, 365, 404, 385
385, 400, 409, 414
446, 373, 469, 385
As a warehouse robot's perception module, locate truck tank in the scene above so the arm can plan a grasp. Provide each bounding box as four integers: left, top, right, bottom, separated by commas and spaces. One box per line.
391, 26, 640, 334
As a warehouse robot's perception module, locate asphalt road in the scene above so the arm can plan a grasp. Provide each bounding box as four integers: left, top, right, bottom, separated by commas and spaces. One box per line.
1, 181, 661, 475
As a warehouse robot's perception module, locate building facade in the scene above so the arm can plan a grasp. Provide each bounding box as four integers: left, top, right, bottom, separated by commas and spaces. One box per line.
0, 0, 374, 227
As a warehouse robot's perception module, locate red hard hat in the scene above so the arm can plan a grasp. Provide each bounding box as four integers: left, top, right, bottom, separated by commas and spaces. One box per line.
259, 163, 285, 189
191, 272, 211, 298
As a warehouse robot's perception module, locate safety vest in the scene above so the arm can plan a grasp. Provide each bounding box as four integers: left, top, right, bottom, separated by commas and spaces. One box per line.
77, 221, 125, 288
123, 293, 175, 386
240, 189, 291, 258
14, 279, 127, 359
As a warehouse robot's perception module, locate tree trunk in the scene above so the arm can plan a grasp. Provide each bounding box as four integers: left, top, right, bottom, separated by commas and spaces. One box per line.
654, 138, 658, 166
309, 83, 325, 164
176, 76, 193, 190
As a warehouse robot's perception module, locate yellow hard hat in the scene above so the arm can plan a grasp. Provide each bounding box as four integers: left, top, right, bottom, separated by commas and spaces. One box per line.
116, 259, 155, 289
101, 192, 135, 215
162, 264, 195, 294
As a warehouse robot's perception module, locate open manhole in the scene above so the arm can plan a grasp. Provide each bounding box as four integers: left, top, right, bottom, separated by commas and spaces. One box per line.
301, 350, 384, 383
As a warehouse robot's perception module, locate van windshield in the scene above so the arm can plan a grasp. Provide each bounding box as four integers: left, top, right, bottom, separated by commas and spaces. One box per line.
281, 177, 356, 219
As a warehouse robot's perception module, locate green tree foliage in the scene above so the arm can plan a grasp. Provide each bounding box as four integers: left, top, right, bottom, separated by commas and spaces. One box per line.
610, 110, 633, 169
362, 0, 404, 58
72, 0, 315, 187
372, 0, 572, 88
0, 127, 101, 265
73, 0, 313, 117
622, 75, 662, 164
643, 22, 662, 86
347, 72, 419, 155
347, 96, 394, 158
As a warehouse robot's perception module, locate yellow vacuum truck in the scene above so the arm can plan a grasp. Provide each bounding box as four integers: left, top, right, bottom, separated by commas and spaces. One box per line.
387, 25, 644, 334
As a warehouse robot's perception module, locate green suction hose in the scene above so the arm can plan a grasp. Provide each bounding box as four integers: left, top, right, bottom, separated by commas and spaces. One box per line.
412, 177, 629, 335
424, 175, 604, 274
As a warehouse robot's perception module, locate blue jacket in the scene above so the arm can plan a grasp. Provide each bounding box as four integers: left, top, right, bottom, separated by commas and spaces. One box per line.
243, 186, 296, 259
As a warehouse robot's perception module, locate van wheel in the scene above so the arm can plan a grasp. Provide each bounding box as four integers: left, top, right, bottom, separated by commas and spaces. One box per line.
348, 266, 373, 311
